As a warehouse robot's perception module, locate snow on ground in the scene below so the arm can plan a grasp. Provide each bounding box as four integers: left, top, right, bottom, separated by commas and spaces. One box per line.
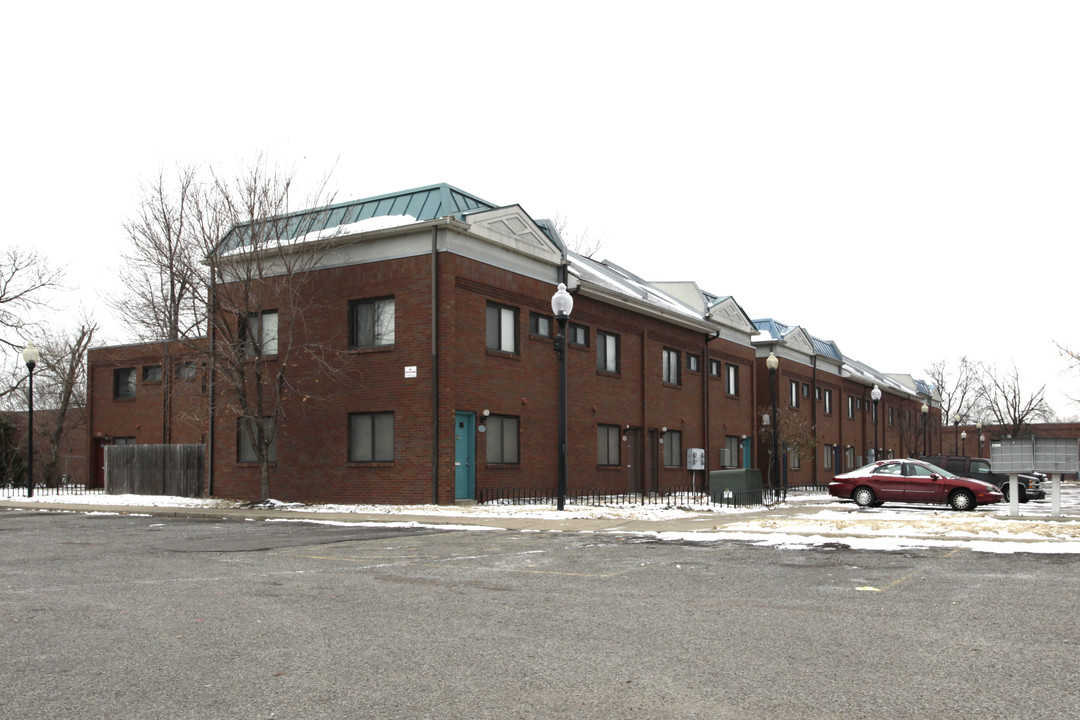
6, 484, 1080, 553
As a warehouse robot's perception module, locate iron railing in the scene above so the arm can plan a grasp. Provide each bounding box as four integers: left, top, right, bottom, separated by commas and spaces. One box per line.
1, 481, 104, 499
478, 484, 828, 510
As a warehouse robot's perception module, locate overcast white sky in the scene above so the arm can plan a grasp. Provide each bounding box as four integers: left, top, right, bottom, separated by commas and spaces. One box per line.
3, 1, 1078, 415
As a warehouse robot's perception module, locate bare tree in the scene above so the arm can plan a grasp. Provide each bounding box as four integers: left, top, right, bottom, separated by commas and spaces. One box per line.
553, 213, 604, 259
976, 363, 1053, 437
926, 357, 980, 425
33, 320, 96, 485
108, 166, 206, 343
0, 247, 65, 404
192, 159, 342, 502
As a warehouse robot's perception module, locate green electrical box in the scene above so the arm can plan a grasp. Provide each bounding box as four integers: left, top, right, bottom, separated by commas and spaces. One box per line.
710, 468, 763, 506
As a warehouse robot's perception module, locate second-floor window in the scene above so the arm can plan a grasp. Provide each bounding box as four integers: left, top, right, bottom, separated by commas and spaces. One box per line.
486, 302, 518, 354
597, 331, 619, 373
114, 368, 136, 399
726, 364, 739, 396
350, 297, 395, 348
242, 310, 278, 357
662, 348, 681, 386
789, 380, 799, 408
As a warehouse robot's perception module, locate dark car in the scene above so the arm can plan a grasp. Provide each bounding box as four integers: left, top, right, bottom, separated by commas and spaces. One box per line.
829, 458, 1004, 511
921, 455, 1046, 503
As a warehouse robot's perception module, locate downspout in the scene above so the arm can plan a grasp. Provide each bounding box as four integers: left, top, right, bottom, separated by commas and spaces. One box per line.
704, 330, 721, 477
811, 354, 818, 487
431, 223, 440, 504
206, 265, 216, 498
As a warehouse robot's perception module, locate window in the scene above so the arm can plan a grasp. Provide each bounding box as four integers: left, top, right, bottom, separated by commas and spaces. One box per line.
349, 412, 394, 462
597, 331, 619, 373
725, 435, 740, 467
597, 425, 621, 466
847, 396, 856, 419
113, 437, 135, 446
529, 312, 552, 338
823, 389, 833, 415
243, 310, 278, 357
568, 322, 589, 347
662, 348, 681, 386
709, 359, 721, 377
350, 297, 395, 348
824, 444, 834, 470
789, 447, 800, 469
789, 380, 799, 408
845, 446, 856, 470
888, 407, 895, 427
113, 368, 136, 399
486, 302, 518, 354
725, 364, 739, 396
662, 429, 682, 467
687, 354, 700, 372
142, 365, 162, 383
238, 417, 276, 463
486, 415, 519, 464
174, 362, 196, 381
802, 383, 810, 397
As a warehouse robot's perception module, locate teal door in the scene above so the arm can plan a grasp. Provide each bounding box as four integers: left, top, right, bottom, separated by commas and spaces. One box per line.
454, 412, 476, 500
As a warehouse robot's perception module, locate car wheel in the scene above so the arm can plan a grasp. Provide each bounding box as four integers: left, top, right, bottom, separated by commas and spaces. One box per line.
949, 489, 976, 511
853, 486, 876, 508
1018, 486, 1029, 503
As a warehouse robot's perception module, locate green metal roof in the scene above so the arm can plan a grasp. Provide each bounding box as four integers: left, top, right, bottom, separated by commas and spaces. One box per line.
217, 183, 497, 254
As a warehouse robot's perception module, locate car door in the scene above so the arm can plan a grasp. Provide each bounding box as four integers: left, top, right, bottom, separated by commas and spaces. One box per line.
869, 461, 906, 501
903, 462, 946, 504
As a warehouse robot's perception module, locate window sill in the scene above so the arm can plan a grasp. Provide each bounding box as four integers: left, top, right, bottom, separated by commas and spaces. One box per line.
348, 461, 394, 468
596, 370, 621, 379
485, 463, 520, 470
485, 349, 520, 360
348, 345, 395, 355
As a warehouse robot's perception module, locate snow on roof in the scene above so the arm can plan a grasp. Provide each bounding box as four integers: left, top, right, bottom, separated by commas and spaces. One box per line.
567, 252, 705, 323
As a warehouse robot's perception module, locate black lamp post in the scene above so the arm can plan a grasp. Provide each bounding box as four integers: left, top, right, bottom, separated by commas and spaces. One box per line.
871, 384, 882, 463
921, 403, 929, 456
766, 352, 780, 501
976, 422, 983, 455
953, 414, 961, 453
22, 343, 39, 498
961, 430, 967, 456
551, 282, 574, 511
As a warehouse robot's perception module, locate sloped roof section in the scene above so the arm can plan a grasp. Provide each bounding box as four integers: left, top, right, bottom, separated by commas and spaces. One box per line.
218, 183, 497, 254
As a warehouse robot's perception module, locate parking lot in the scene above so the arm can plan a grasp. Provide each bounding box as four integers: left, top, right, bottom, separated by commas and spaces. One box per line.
3, 509, 1080, 719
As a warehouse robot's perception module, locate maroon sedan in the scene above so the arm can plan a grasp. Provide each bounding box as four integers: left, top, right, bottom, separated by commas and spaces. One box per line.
828, 459, 1004, 511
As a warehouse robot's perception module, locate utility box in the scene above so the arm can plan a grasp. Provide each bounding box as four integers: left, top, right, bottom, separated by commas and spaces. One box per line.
992, 438, 1079, 474
710, 468, 763, 506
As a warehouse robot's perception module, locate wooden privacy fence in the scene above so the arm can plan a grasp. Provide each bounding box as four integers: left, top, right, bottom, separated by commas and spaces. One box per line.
105, 444, 205, 497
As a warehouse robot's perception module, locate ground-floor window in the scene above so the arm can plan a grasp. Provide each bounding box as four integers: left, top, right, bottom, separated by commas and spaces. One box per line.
662, 429, 681, 467
238, 417, 276, 463
597, 424, 621, 466
486, 415, 519, 464
349, 412, 394, 462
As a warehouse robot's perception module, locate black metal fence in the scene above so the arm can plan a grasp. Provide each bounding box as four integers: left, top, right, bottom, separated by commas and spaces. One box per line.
477, 484, 828, 510
1, 480, 104, 499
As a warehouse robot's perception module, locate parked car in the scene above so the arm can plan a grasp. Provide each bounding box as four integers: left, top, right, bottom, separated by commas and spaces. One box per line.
829, 458, 1004, 511
921, 455, 1046, 503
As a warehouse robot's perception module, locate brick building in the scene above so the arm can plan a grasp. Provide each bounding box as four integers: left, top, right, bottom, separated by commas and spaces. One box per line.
751, 319, 944, 489
86, 183, 945, 504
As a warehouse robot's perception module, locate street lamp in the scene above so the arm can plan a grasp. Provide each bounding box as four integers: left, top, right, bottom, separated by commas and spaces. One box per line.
953, 414, 961, 453
870, 384, 882, 463
921, 403, 929, 456
976, 421, 983, 455
961, 430, 967, 455
22, 343, 39, 498
766, 352, 781, 501
551, 282, 574, 510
